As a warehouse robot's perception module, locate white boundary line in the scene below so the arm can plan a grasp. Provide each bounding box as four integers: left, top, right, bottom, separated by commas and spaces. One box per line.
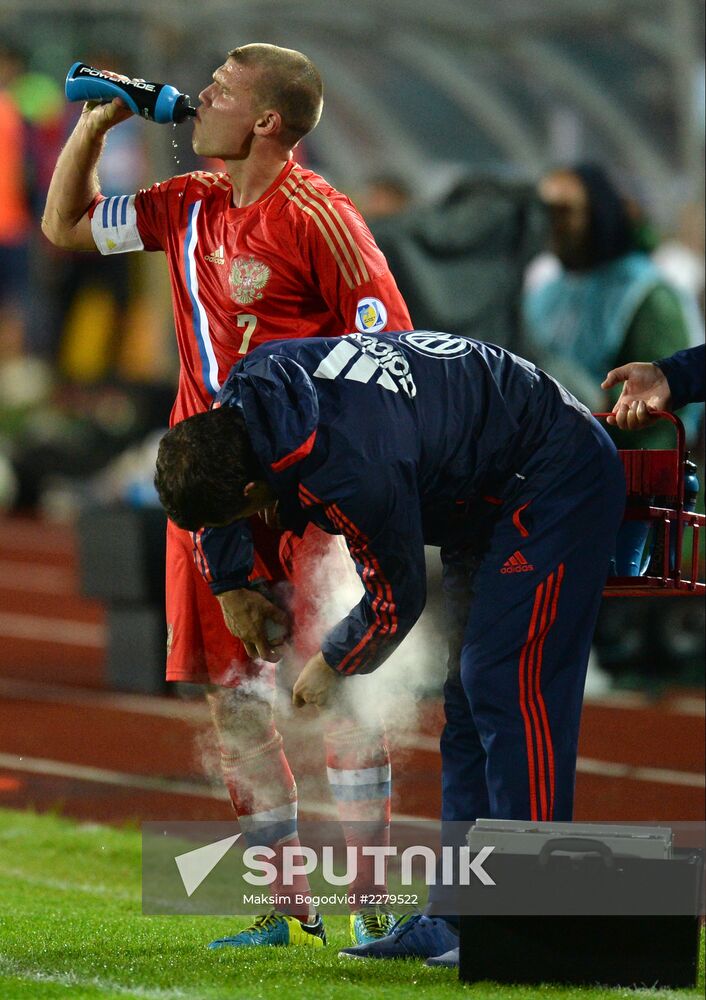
3, 676, 700, 735
392, 733, 705, 788
586, 691, 705, 716
0, 680, 703, 790
0, 752, 228, 801
0, 959, 194, 999
0, 867, 134, 901
0, 526, 74, 555
0, 752, 426, 823
0, 745, 702, 824
0, 613, 105, 647
668, 696, 706, 718
0, 677, 209, 722
0, 560, 75, 594
576, 757, 705, 789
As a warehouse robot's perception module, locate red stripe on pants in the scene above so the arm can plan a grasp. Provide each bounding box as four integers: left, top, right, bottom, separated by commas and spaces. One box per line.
518, 568, 563, 821
533, 563, 564, 820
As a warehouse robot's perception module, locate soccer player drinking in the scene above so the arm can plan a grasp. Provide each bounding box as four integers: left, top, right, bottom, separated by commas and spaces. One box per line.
42, 43, 411, 949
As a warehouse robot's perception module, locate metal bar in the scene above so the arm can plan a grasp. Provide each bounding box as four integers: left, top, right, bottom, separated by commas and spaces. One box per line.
661, 514, 670, 581
689, 519, 699, 590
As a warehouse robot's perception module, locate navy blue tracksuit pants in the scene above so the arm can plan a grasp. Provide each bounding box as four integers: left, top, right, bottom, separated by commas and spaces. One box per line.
440, 419, 625, 826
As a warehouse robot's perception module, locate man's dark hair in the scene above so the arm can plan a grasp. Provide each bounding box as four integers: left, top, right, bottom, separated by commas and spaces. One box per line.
228, 43, 323, 144
155, 407, 260, 531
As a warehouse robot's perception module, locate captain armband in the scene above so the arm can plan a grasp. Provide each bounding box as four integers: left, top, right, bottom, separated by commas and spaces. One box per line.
90, 194, 144, 254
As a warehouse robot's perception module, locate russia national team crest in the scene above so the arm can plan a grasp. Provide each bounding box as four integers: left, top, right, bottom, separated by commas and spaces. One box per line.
355, 297, 388, 333
229, 256, 271, 305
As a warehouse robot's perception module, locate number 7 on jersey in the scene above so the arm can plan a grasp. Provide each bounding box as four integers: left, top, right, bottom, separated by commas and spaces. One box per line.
236, 314, 258, 354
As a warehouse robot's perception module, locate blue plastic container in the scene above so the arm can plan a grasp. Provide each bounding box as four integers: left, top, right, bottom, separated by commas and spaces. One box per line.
65, 62, 195, 124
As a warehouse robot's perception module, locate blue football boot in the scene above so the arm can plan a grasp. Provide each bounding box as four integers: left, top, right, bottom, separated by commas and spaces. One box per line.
339, 913, 458, 960
349, 908, 396, 945
208, 911, 326, 949
425, 945, 460, 968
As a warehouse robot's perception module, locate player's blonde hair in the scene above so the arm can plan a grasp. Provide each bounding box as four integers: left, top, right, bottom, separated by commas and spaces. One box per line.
228, 43, 323, 145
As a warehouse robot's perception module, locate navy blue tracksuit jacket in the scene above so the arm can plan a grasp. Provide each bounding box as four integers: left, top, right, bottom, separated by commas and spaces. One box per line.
207, 332, 625, 824
657, 343, 705, 410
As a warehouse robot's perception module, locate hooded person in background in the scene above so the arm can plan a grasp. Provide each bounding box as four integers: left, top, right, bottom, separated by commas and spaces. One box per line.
523, 164, 703, 446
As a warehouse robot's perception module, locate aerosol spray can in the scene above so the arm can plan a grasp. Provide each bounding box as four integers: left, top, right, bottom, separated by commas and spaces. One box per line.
65, 62, 196, 124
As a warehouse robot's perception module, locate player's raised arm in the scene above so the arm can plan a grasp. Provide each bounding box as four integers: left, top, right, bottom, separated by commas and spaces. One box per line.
41, 98, 133, 251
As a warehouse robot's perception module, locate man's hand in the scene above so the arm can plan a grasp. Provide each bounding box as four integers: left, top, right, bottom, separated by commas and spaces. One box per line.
216, 588, 289, 662
601, 361, 671, 431
292, 651, 340, 709
81, 97, 134, 138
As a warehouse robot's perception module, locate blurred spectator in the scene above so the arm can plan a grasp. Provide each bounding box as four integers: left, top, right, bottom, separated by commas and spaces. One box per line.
368, 175, 546, 349
523, 164, 703, 445
653, 201, 705, 310
0, 49, 172, 518
0, 43, 32, 362
0, 43, 67, 361
52, 51, 151, 383
7, 58, 64, 214
355, 174, 414, 220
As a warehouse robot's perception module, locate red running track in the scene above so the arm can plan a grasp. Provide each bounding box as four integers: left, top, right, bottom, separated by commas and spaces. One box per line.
0, 515, 703, 825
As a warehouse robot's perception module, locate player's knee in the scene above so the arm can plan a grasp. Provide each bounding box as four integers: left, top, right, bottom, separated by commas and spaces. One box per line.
206, 686, 274, 750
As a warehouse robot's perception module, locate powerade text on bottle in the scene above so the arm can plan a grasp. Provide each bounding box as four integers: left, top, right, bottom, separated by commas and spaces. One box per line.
65, 63, 196, 124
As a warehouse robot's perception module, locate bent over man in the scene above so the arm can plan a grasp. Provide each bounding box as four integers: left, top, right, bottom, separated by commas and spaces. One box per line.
156, 330, 626, 961
42, 43, 412, 948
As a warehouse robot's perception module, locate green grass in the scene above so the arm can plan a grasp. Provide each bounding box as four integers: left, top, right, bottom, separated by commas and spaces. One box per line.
0, 808, 702, 1000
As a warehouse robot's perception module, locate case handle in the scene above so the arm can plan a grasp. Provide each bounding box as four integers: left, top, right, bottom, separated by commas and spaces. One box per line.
538, 836, 615, 868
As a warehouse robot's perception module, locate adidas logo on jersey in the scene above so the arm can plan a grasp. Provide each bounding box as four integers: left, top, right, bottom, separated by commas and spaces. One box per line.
205, 245, 225, 264
500, 550, 534, 574
312, 334, 417, 397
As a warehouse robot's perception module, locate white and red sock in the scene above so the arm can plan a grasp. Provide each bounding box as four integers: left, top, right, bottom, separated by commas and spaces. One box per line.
324, 723, 392, 909
220, 728, 313, 922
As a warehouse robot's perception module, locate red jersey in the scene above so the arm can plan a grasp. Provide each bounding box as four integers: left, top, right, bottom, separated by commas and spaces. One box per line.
90, 160, 411, 424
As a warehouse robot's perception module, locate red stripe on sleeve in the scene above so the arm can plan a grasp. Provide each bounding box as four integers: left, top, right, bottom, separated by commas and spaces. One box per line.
298, 483, 318, 507
512, 502, 531, 538
325, 503, 397, 674
271, 429, 317, 472
191, 529, 213, 583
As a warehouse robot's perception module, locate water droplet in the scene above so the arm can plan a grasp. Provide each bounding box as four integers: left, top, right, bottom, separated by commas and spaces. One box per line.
170, 130, 183, 169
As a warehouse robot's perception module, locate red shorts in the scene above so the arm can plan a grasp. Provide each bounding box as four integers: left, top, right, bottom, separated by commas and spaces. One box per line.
165, 518, 350, 687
